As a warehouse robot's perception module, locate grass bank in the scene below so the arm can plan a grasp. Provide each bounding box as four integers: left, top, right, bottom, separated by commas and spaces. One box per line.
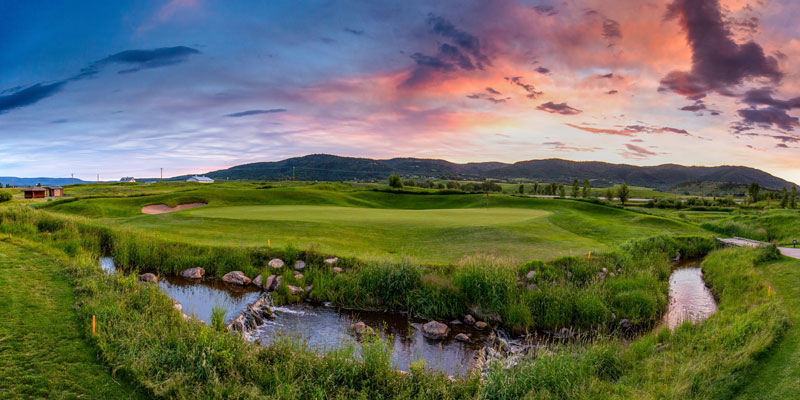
0, 241, 144, 399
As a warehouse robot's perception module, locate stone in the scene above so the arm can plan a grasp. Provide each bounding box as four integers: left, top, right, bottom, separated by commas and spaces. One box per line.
454, 333, 470, 343
222, 271, 251, 286
226, 293, 274, 333
268, 258, 284, 269
450, 319, 462, 325
609, 272, 616, 277
270, 276, 284, 291
525, 270, 536, 280
138, 273, 157, 282
350, 321, 367, 335
332, 267, 343, 273
422, 321, 449, 340
287, 285, 304, 295
294, 260, 306, 270
464, 314, 476, 325
180, 267, 205, 279
172, 299, 183, 312
325, 257, 339, 265
601, 267, 607, 273
264, 275, 276, 291
252, 274, 263, 288
527, 283, 539, 291
293, 272, 304, 280
474, 321, 488, 330
598, 272, 606, 280
567, 271, 573, 278
619, 318, 633, 331
305, 285, 313, 294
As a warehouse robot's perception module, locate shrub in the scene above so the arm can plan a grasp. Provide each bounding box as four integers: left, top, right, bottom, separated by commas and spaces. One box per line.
0, 191, 11, 203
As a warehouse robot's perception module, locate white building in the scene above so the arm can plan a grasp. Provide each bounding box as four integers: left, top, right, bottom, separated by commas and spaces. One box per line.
120, 177, 136, 183
186, 175, 214, 183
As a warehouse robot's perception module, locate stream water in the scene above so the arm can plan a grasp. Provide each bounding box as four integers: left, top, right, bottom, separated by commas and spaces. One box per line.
100, 256, 719, 375
664, 261, 718, 329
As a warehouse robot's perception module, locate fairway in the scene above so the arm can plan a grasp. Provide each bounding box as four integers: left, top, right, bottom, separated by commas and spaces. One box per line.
188, 205, 550, 226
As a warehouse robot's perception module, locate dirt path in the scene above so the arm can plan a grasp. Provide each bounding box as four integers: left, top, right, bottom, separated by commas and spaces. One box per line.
141, 202, 206, 214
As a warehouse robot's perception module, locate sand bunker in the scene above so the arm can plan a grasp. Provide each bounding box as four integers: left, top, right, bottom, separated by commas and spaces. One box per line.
141, 202, 207, 214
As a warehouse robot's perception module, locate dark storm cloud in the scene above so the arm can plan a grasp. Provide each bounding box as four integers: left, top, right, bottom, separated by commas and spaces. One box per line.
680, 101, 707, 112
602, 19, 622, 40
505, 76, 542, 99
93, 46, 200, 74
742, 88, 800, 110
624, 143, 657, 156
737, 107, 800, 131
344, 27, 364, 35
537, 101, 582, 115
225, 109, 287, 118
426, 14, 490, 69
659, 0, 781, 97
0, 81, 66, 114
535, 67, 550, 74
439, 43, 475, 70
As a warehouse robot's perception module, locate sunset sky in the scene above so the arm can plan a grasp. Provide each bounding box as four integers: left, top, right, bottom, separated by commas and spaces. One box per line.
2, 0, 800, 182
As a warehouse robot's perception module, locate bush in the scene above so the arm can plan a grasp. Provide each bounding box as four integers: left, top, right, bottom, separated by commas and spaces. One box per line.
0, 191, 11, 203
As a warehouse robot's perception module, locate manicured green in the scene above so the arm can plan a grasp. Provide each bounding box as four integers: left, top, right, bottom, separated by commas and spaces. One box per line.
41, 182, 705, 264
0, 241, 143, 399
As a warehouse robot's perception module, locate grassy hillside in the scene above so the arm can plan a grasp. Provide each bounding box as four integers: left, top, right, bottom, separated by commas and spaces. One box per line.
41, 182, 705, 264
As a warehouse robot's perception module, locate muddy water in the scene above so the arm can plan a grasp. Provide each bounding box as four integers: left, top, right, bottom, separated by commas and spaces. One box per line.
664, 262, 718, 329
252, 303, 493, 376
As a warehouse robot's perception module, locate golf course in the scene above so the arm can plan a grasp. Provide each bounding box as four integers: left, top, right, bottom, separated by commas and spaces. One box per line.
1, 181, 799, 399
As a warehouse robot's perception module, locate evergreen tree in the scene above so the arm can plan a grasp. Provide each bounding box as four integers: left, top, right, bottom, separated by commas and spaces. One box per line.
617, 183, 630, 205
747, 182, 760, 204
571, 179, 580, 198
781, 187, 788, 208
388, 174, 402, 188
792, 186, 798, 209
558, 184, 566, 198
518, 184, 524, 194
582, 179, 590, 198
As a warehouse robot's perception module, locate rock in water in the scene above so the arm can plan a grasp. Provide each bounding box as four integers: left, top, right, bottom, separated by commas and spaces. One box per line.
294, 260, 306, 270
180, 267, 205, 279
474, 321, 487, 330
222, 271, 251, 286
464, 314, 476, 325
270, 276, 283, 291
264, 275, 276, 291
268, 258, 284, 269
422, 321, 449, 340
227, 292, 275, 333
252, 274, 263, 288
455, 333, 470, 343
138, 273, 157, 282
619, 318, 633, 331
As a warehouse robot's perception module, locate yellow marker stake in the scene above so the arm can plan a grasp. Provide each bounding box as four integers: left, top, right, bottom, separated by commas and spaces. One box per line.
268, 239, 271, 248
92, 315, 95, 335
588, 251, 591, 260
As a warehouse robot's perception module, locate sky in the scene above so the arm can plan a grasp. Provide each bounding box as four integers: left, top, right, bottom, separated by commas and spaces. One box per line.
1, 0, 800, 182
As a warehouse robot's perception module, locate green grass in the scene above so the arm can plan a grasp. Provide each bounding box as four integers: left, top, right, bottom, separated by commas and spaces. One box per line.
734, 256, 800, 399
41, 183, 705, 264
0, 241, 143, 399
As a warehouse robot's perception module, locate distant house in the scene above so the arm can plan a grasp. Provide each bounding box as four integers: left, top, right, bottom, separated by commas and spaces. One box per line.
120, 177, 136, 183
186, 175, 214, 183
22, 187, 46, 199
46, 187, 63, 197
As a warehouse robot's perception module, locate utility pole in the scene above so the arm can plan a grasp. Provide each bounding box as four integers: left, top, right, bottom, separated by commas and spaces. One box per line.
160, 168, 163, 180
97, 174, 99, 182
71, 173, 74, 186
292, 167, 295, 181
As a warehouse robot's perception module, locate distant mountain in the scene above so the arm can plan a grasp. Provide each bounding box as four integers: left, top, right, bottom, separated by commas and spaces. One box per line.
173, 154, 797, 190
0, 177, 91, 187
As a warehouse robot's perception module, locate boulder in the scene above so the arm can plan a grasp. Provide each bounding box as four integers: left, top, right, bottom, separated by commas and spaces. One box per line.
601, 267, 607, 273
172, 299, 183, 312
455, 333, 470, 343
527, 283, 539, 291
304, 285, 313, 294
450, 319, 462, 325
138, 273, 157, 283
619, 318, 633, 331
350, 321, 367, 335
222, 271, 251, 286
525, 270, 536, 280
332, 267, 343, 273
264, 275, 276, 292
268, 258, 285, 269
464, 314, 476, 325
474, 321, 487, 330
324, 257, 339, 265
252, 274, 263, 288
422, 321, 449, 340
180, 267, 205, 280
270, 276, 284, 291
287, 285, 304, 296
294, 260, 306, 270
293, 272, 304, 280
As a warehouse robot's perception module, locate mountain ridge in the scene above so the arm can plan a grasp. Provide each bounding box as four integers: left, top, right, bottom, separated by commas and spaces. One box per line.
172, 154, 797, 190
